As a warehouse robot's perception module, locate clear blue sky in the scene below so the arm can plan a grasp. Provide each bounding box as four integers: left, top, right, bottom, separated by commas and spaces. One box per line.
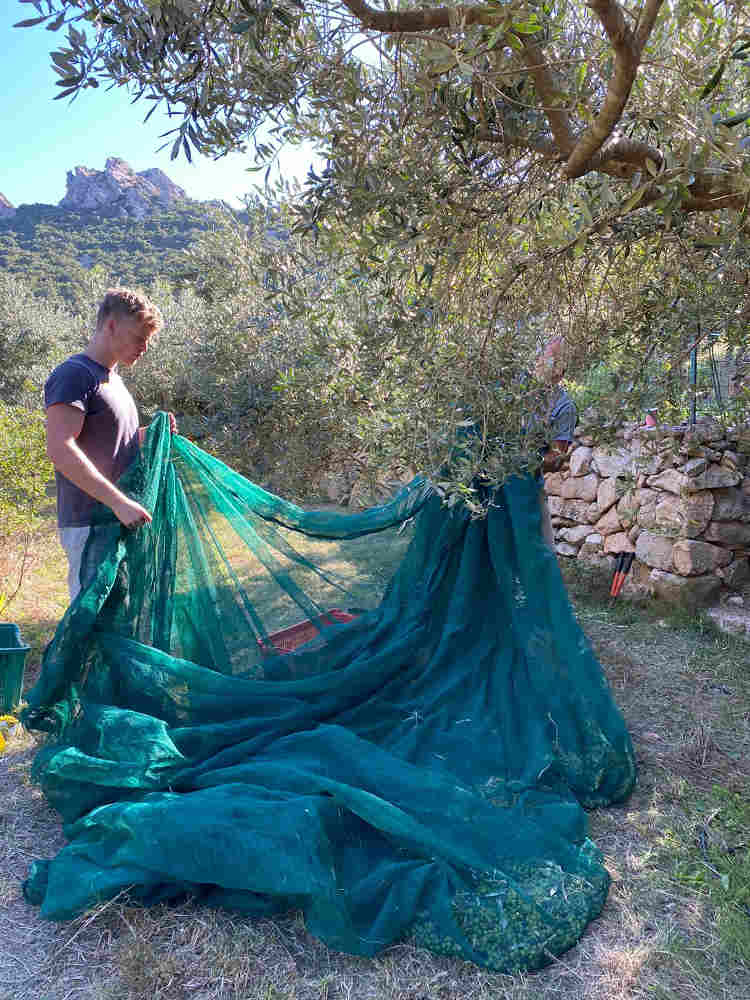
1, 4, 321, 208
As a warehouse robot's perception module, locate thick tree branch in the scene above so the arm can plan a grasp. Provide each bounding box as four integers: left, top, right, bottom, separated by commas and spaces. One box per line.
340, 0, 665, 183
680, 186, 745, 213
587, 135, 662, 170
476, 128, 559, 158
634, 0, 664, 50
563, 0, 665, 178
339, 0, 741, 211
477, 124, 744, 211
478, 128, 657, 176
476, 38, 579, 160
519, 38, 575, 156
339, 0, 503, 32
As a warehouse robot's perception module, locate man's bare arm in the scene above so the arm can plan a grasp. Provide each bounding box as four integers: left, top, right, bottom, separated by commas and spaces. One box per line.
137, 411, 177, 447
542, 440, 571, 473
46, 403, 152, 528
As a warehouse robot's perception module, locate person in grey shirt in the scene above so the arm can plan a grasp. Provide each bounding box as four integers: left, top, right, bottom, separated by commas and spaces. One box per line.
45, 287, 175, 600
533, 337, 577, 545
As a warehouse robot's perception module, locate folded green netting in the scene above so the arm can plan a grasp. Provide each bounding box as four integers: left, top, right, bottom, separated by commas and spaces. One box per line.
22, 412, 636, 973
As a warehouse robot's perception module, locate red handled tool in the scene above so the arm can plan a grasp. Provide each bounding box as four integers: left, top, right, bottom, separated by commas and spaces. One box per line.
609, 553, 624, 597
611, 553, 635, 598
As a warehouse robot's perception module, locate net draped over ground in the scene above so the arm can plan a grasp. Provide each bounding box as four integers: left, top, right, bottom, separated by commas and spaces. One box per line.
22, 413, 636, 973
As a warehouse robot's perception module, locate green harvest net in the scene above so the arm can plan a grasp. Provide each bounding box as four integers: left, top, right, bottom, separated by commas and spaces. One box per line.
22, 413, 636, 973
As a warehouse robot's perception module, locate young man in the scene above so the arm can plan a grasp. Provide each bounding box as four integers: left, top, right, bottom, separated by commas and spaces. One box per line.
45, 287, 174, 599
532, 337, 577, 545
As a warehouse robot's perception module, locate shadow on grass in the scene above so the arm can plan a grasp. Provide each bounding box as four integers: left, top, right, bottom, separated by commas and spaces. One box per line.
180, 526, 413, 635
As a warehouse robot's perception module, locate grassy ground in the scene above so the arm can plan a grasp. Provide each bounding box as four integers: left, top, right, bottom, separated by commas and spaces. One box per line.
1, 523, 749, 1000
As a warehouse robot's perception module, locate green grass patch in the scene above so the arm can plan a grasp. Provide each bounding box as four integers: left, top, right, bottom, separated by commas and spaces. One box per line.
664, 785, 750, 962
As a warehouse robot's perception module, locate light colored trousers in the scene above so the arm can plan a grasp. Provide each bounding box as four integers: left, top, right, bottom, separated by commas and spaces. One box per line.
59, 525, 119, 601
59, 524, 122, 600
59, 526, 93, 601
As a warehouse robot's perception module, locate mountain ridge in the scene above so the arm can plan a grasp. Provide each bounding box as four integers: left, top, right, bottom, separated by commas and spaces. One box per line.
59, 157, 189, 218
0, 157, 209, 220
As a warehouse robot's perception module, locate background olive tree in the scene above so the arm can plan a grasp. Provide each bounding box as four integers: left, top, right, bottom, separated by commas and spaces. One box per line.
0, 402, 53, 616
0, 272, 86, 407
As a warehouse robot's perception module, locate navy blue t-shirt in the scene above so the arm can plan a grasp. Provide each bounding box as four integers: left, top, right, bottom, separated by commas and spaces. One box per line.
44, 353, 140, 527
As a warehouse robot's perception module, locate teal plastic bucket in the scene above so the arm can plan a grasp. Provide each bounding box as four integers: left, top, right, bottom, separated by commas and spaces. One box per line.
0, 624, 29, 712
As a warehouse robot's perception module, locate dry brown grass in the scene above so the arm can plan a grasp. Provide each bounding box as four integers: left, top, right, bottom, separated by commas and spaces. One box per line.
1, 527, 749, 1000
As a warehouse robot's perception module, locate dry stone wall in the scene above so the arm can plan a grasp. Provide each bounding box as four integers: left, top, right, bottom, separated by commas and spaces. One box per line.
544, 417, 750, 608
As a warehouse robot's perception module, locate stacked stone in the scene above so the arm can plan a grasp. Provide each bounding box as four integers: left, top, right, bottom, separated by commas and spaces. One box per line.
545, 417, 750, 607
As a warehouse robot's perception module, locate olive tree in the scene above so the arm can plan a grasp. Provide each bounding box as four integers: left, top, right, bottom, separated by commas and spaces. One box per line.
17, 0, 750, 502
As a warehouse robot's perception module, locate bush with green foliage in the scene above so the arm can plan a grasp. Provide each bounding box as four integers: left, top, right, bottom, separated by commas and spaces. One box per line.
0, 403, 53, 615
0, 273, 85, 407
0, 202, 229, 308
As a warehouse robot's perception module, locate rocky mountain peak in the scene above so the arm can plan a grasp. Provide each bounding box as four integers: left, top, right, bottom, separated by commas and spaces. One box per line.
59, 158, 189, 219
137, 167, 185, 201
0, 192, 16, 219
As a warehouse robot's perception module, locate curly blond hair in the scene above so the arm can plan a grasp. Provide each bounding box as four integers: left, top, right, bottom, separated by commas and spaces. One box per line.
96, 287, 163, 335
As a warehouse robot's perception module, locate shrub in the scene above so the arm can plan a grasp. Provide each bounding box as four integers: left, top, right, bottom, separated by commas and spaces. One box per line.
0, 273, 85, 407
0, 403, 53, 615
